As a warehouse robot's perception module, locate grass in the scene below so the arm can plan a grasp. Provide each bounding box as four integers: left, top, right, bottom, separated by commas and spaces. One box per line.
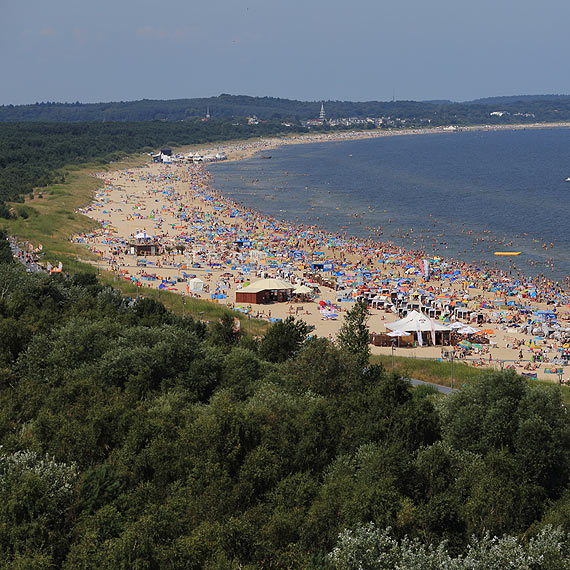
1, 152, 150, 266
371, 353, 570, 403
98, 269, 268, 335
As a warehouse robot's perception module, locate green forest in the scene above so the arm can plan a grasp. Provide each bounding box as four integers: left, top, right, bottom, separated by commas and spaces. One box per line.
1, 233, 570, 569
0, 119, 310, 218
1, 93, 569, 123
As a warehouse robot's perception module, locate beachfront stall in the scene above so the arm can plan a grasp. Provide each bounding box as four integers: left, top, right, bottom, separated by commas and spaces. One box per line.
236, 278, 295, 304
128, 231, 162, 256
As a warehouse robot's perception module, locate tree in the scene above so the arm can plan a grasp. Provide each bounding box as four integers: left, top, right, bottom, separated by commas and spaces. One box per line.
209, 313, 240, 348
259, 316, 314, 363
0, 230, 13, 264
336, 300, 370, 368
328, 523, 570, 570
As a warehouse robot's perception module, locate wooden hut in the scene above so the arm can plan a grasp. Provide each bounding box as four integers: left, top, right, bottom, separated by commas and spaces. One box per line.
236, 278, 294, 305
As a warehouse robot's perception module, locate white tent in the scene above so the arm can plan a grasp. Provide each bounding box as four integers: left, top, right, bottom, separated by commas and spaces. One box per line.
458, 325, 480, 335
134, 231, 152, 240
386, 310, 451, 333
188, 277, 204, 292
293, 285, 313, 295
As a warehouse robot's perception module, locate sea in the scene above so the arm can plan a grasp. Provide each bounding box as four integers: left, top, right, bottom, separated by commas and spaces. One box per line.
208, 128, 570, 284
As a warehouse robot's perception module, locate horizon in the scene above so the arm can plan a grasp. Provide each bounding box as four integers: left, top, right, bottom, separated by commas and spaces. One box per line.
2, 0, 569, 106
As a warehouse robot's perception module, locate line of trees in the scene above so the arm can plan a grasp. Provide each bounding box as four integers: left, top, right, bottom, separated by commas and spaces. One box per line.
1, 94, 569, 123
0, 119, 313, 218
0, 255, 569, 568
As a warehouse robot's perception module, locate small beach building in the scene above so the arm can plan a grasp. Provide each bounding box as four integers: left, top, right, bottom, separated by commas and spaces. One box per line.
236, 278, 295, 304
128, 232, 161, 256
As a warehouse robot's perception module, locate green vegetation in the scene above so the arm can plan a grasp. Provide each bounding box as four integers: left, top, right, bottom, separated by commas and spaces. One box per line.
0, 256, 570, 568
330, 524, 570, 568
371, 353, 570, 404
0, 119, 309, 214
0, 229, 12, 264
337, 300, 371, 368
1, 93, 569, 124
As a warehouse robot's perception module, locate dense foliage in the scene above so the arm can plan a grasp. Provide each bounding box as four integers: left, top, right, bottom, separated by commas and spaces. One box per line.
1, 93, 569, 123
330, 524, 570, 569
0, 256, 569, 568
0, 119, 308, 216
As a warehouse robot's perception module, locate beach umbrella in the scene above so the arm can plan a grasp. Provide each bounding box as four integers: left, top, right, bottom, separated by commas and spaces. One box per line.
458, 325, 480, 335
449, 322, 466, 329
387, 329, 408, 347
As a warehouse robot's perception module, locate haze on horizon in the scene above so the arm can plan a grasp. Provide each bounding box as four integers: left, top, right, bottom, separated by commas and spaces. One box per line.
2, 0, 569, 106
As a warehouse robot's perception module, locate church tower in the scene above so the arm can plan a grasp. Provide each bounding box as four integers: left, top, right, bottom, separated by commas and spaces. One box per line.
319, 102, 326, 121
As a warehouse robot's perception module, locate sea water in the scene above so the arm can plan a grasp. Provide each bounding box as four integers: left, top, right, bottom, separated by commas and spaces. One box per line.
209, 128, 570, 283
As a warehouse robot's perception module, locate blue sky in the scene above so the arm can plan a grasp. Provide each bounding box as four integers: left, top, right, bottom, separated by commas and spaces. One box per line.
2, 0, 568, 105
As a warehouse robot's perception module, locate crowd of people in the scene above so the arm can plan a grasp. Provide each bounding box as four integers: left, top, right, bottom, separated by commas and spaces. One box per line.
71, 137, 570, 382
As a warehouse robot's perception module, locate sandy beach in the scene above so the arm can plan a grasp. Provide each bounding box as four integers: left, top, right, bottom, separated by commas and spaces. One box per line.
72, 127, 570, 383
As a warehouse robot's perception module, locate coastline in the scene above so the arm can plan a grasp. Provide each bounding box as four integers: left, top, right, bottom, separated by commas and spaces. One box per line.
205, 121, 570, 164
72, 124, 570, 383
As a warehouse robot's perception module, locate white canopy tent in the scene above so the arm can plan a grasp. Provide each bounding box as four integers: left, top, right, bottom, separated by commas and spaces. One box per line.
386, 310, 451, 333
293, 285, 314, 295
387, 330, 409, 337
386, 310, 451, 346
458, 325, 480, 335
188, 277, 204, 292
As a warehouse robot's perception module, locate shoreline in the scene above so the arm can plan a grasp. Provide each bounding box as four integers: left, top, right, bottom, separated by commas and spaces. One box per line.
201, 120, 570, 164
205, 122, 570, 284
70, 124, 569, 383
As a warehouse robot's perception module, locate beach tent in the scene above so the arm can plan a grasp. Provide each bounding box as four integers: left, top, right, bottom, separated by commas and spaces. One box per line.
386, 310, 451, 333
293, 285, 314, 295
386, 310, 451, 346
188, 277, 204, 292
458, 325, 480, 335
387, 330, 409, 337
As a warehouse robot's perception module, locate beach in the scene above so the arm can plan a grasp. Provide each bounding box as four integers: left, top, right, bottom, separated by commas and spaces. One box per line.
72, 127, 570, 383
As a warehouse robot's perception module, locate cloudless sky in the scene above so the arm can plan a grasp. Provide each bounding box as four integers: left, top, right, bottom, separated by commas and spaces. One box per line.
2, 0, 569, 105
